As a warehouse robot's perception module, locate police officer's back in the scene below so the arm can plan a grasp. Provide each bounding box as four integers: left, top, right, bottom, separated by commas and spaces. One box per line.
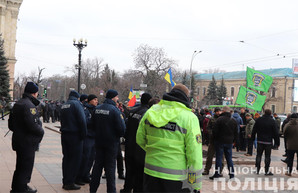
90, 89, 126, 193
9, 82, 44, 193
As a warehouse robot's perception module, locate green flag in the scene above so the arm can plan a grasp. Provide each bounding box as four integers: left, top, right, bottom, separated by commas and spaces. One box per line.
235, 86, 266, 111
246, 67, 273, 93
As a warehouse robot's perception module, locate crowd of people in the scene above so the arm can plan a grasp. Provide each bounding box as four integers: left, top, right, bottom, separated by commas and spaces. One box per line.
6, 81, 298, 193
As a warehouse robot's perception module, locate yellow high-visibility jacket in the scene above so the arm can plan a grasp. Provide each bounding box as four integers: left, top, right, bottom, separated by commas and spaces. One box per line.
136, 99, 203, 190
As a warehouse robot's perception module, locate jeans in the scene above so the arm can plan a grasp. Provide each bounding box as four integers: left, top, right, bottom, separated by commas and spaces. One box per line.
287, 150, 298, 174
214, 143, 234, 178
255, 143, 272, 174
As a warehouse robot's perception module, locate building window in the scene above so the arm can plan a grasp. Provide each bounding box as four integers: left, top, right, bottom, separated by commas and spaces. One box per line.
271, 87, 276, 98
203, 87, 206, 96
271, 105, 276, 113
231, 87, 235, 97
197, 87, 200, 95
293, 106, 297, 113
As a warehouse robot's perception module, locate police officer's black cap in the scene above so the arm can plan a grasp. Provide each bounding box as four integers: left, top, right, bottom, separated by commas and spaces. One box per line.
24, 82, 39, 94
69, 90, 80, 99
88, 94, 97, 102
80, 94, 88, 102
141, 93, 152, 105
106, 89, 118, 99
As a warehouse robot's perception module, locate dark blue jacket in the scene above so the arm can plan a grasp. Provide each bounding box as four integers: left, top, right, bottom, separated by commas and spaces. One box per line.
84, 103, 96, 137
9, 93, 44, 151
232, 112, 243, 133
60, 96, 87, 139
93, 98, 126, 148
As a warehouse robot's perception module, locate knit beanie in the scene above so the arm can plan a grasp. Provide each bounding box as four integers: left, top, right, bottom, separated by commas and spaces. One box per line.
69, 90, 80, 99
141, 93, 152, 105
80, 94, 88, 102
106, 89, 118, 99
290, 113, 298, 118
88, 94, 98, 102
24, 82, 39, 94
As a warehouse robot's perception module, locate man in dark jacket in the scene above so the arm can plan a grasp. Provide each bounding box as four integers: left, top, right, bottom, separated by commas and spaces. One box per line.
90, 89, 126, 193
283, 113, 298, 176
202, 107, 223, 176
252, 109, 280, 175
9, 82, 44, 193
60, 90, 87, 190
210, 106, 238, 180
120, 93, 152, 193
281, 113, 291, 161
76, 94, 98, 184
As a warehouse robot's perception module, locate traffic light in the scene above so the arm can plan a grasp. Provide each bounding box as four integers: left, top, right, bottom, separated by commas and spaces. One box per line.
43, 88, 47, 98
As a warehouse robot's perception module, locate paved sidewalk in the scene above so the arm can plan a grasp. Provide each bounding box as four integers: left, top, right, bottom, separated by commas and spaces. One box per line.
1, 118, 297, 192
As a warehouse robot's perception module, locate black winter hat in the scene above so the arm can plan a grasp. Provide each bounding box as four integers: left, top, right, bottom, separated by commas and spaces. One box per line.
141, 93, 152, 105
290, 113, 298, 118
69, 90, 80, 99
88, 94, 97, 102
80, 94, 88, 102
24, 82, 39, 94
106, 89, 118, 99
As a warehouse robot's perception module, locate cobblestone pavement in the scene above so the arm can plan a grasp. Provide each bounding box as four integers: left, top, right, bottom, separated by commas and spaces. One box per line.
1, 118, 297, 192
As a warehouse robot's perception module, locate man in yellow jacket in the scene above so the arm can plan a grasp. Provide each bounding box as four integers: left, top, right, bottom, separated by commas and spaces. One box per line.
137, 84, 203, 193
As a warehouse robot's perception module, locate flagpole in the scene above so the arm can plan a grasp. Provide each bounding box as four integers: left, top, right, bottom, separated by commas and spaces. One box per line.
245, 66, 248, 110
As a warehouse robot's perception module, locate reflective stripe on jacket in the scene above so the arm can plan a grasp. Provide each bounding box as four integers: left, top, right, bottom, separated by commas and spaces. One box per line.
136, 99, 203, 190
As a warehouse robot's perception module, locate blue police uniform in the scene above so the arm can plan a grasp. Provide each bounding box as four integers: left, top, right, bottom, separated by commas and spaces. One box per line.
60, 91, 87, 189
90, 97, 126, 193
77, 103, 97, 183
9, 92, 44, 193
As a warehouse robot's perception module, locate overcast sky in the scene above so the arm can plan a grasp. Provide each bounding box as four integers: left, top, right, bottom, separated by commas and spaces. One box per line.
14, 0, 298, 77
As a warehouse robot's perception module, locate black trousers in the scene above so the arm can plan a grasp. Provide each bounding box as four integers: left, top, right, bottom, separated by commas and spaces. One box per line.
255, 143, 272, 173
61, 134, 83, 185
117, 145, 124, 176
77, 136, 95, 181
90, 145, 118, 193
246, 138, 254, 155
123, 154, 133, 192
287, 150, 298, 174
11, 145, 36, 192
143, 173, 191, 193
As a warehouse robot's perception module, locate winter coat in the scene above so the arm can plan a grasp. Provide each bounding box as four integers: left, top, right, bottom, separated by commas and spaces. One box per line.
8, 93, 44, 151
284, 118, 298, 150
213, 112, 238, 144
251, 114, 280, 146
92, 98, 126, 148
232, 112, 243, 133
60, 95, 87, 139
245, 118, 255, 138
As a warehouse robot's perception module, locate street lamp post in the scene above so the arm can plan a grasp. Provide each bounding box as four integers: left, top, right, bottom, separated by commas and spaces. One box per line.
73, 38, 87, 93
189, 50, 202, 93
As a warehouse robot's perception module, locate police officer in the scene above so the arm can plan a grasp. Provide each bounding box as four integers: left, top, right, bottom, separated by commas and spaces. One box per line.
60, 90, 87, 190
9, 82, 44, 193
120, 93, 152, 193
76, 94, 98, 184
90, 89, 126, 193
137, 84, 203, 192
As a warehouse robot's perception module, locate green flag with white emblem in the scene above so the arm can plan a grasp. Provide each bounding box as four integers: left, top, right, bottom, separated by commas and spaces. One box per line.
235, 86, 266, 111
246, 67, 273, 93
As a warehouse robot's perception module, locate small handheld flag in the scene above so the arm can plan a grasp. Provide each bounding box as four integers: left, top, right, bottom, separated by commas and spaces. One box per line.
128, 86, 133, 100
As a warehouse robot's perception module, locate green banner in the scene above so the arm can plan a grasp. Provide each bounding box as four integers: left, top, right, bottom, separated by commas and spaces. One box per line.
235, 86, 266, 111
246, 67, 273, 93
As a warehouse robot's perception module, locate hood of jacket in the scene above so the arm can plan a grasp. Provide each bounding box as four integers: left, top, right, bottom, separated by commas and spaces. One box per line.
232, 113, 241, 119
146, 99, 191, 128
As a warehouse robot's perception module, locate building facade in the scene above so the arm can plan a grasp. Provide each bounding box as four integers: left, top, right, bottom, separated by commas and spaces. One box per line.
0, 0, 23, 97
193, 68, 298, 114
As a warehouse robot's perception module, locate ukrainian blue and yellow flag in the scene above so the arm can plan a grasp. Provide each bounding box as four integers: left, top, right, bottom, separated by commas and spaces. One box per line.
164, 68, 176, 87
128, 86, 133, 99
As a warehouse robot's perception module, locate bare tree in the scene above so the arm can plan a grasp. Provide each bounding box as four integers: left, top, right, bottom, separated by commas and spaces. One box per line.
133, 44, 177, 96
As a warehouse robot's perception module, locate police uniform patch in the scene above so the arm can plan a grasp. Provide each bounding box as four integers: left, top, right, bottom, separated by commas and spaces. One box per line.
30, 108, 36, 115
188, 173, 196, 184
196, 134, 202, 144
